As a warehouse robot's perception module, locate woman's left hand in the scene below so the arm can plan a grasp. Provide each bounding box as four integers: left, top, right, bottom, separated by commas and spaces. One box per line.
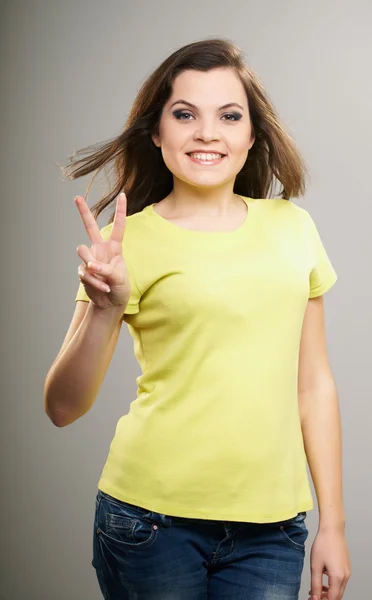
308, 529, 351, 600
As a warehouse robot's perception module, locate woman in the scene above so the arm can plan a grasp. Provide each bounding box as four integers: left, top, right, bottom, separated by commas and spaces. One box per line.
45, 38, 351, 599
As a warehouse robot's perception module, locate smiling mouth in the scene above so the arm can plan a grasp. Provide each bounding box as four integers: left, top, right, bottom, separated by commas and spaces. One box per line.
186, 153, 227, 164
186, 152, 226, 158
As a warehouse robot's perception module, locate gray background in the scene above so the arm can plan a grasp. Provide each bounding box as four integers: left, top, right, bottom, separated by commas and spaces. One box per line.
1, 1, 370, 598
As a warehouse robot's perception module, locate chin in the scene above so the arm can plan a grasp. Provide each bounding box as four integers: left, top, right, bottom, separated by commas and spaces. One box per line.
178, 169, 230, 184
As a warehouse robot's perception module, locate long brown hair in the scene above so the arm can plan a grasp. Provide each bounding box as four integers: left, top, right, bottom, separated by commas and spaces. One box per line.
58, 37, 308, 223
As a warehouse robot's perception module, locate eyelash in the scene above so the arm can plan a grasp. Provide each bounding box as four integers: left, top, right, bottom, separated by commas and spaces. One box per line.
173, 110, 242, 122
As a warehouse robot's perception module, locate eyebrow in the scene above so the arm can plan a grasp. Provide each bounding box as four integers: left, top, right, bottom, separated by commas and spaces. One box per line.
170, 99, 245, 111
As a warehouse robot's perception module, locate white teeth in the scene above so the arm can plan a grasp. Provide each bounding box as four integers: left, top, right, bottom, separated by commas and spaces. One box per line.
189, 153, 223, 160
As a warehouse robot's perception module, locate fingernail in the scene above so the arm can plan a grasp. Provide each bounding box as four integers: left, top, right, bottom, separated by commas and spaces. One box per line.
312, 596, 318, 599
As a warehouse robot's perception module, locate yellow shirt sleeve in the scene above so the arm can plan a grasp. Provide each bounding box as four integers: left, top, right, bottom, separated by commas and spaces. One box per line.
305, 211, 338, 298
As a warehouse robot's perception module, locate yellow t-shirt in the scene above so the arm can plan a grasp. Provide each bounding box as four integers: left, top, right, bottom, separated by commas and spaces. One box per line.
75, 196, 337, 522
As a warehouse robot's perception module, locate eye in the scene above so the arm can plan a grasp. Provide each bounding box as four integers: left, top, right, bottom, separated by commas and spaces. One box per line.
172, 110, 242, 122
173, 110, 194, 120
221, 112, 242, 122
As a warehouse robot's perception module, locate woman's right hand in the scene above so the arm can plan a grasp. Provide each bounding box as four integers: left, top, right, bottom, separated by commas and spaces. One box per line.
75, 192, 132, 310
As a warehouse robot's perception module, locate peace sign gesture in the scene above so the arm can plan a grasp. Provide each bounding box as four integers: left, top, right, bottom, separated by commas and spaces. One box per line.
75, 193, 132, 310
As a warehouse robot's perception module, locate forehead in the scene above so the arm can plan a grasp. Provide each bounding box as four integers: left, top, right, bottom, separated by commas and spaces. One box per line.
168, 68, 247, 105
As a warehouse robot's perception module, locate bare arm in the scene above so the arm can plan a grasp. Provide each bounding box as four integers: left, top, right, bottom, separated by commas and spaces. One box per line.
298, 295, 345, 529
44, 301, 124, 427
44, 192, 132, 427
298, 296, 351, 600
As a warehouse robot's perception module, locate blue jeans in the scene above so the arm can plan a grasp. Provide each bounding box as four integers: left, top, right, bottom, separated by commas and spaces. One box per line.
93, 489, 309, 599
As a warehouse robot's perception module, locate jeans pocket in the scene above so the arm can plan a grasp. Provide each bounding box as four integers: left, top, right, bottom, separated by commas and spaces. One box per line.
96, 492, 159, 550
278, 512, 309, 552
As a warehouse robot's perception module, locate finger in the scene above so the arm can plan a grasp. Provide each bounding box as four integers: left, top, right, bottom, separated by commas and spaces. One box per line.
74, 196, 102, 245
78, 266, 110, 292
76, 244, 96, 265
86, 260, 114, 278
327, 580, 343, 600
77, 246, 115, 282
338, 580, 348, 598
311, 581, 322, 600
110, 193, 127, 244
309, 585, 329, 595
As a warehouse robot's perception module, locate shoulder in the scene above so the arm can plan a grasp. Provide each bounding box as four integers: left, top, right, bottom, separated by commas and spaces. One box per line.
256, 197, 307, 214
255, 198, 311, 226
98, 207, 149, 241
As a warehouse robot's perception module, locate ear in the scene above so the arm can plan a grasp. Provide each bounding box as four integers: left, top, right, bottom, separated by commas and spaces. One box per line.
151, 131, 161, 148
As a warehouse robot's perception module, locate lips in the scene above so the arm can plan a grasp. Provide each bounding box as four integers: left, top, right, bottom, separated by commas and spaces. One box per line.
186, 153, 226, 166
186, 152, 226, 156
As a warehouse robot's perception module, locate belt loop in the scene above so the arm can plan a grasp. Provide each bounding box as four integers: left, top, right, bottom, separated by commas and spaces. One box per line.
148, 510, 172, 528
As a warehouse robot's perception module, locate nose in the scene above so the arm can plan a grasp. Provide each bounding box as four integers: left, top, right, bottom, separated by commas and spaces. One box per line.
193, 118, 221, 143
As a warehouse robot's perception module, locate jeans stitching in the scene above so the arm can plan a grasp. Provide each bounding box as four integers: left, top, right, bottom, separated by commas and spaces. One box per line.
279, 518, 308, 552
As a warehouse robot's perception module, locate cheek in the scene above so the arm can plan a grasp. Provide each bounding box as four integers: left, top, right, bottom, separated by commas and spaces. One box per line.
160, 131, 184, 158
233, 135, 253, 165
160, 143, 179, 164
159, 146, 185, 177
161, 133, 189, 166
232, 127, 253, 152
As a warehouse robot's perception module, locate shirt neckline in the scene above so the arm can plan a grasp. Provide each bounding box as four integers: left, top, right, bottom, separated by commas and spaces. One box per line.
144, 195, 257, 241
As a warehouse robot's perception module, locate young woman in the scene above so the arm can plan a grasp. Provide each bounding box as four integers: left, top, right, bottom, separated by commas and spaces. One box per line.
44, 38, 351, 600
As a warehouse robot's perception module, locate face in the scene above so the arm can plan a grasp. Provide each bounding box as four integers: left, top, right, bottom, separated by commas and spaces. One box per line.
152, 68, 255, 191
